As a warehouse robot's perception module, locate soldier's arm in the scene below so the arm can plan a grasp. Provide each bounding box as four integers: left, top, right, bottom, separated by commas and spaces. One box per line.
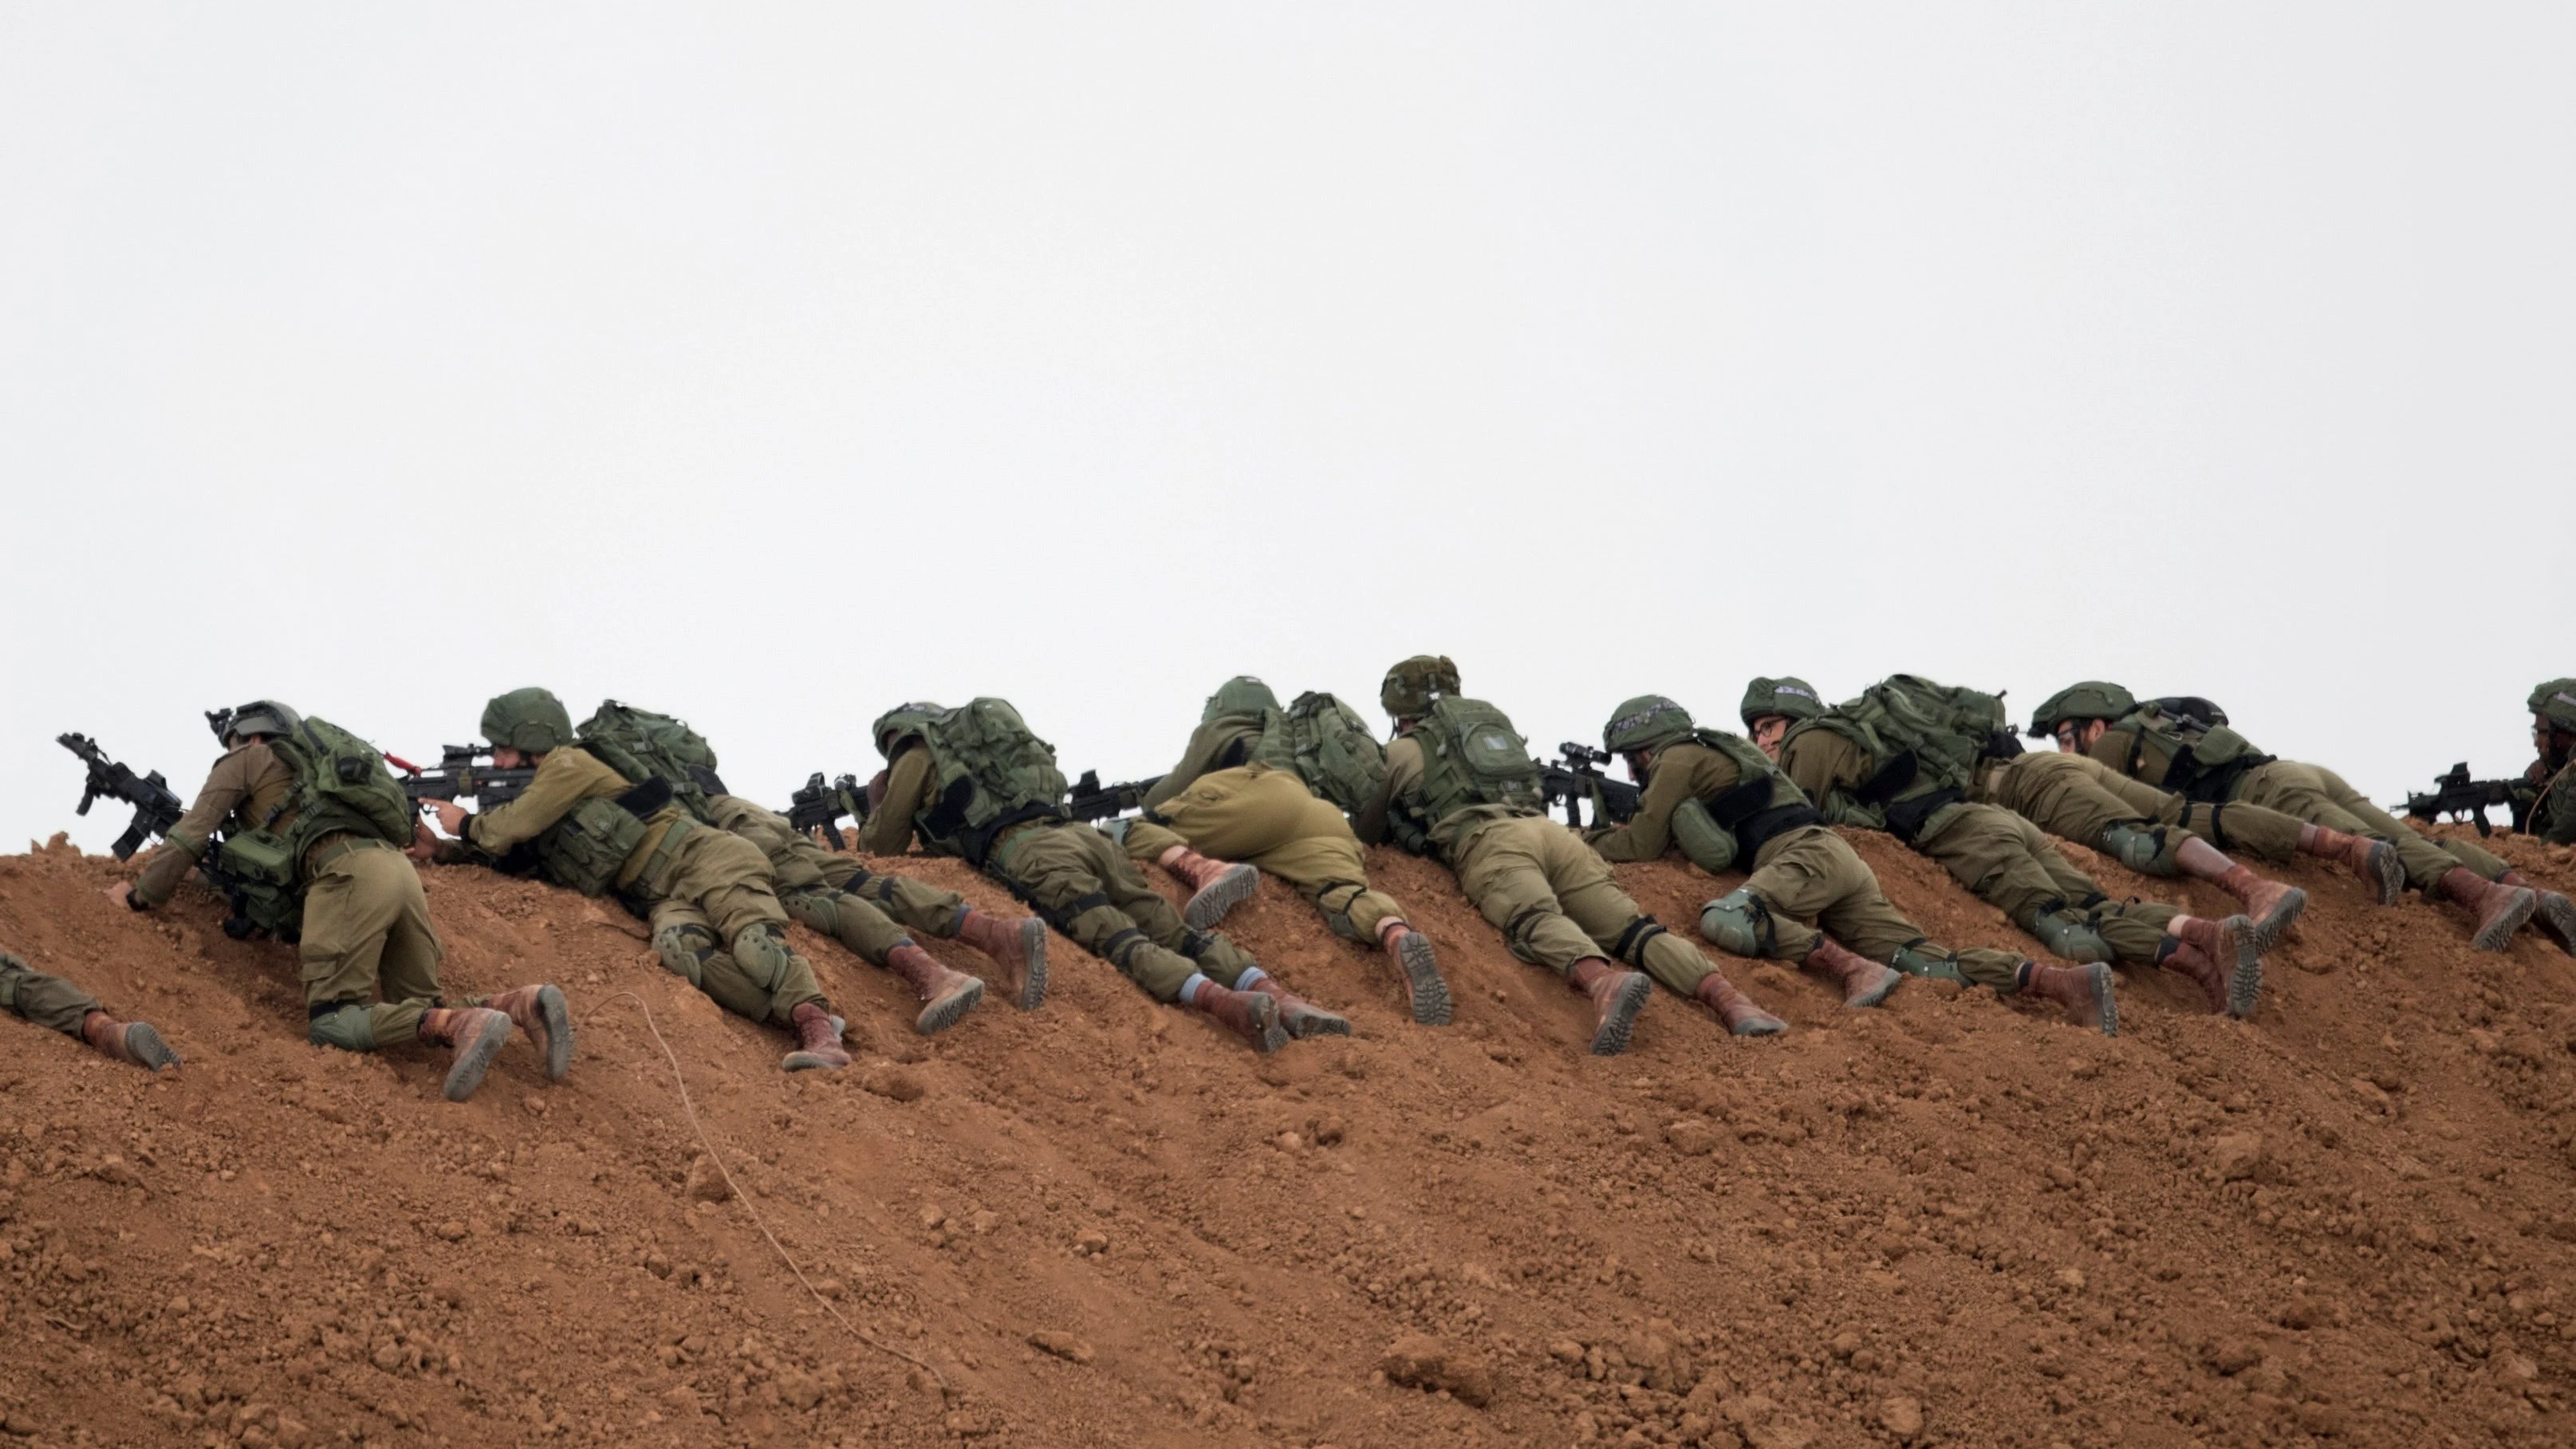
1591, 754, 1720, 862
130, 747, 262, 908
1140, 722, 1239, 813
1777, 735, 1853, 817
1352, 737, 1424, 846
857, 746, 933, 856
461, 750, 609, 855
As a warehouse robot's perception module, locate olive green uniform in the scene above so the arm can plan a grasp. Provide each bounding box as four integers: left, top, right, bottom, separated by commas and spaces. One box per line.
705, 794, 969, 963
1973, 750, 2309, 866
2086, 726, 2509, 891
2526, 758, 2576, 846
136, 739, 446, 1051
1593, 739, 2021, 978
1125, 716, 1407, 939
438, 747, 824, 1028
1781, 729, 2176, 970
0, 951, 103, 1037
872, 744, 1260, 1002
1377, 737, 1727, 997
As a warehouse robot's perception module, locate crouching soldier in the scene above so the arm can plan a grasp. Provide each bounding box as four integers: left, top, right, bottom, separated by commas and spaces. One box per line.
419, 689, 846, 1072
2, 950, 179, 1071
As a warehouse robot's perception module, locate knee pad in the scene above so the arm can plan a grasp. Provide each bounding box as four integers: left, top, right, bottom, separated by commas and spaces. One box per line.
779, 885, 837, 934
733, 923, 800, 990
306, 1001, 377, 1053
1322, 907, 1365, 942
1888, 941, 1967, 983
1669, 799, 1739, 874
654, 923, 721, 986
1697, 888, 1773, 956
2030, 909, 2113, 964
2100, 823, 2173, 876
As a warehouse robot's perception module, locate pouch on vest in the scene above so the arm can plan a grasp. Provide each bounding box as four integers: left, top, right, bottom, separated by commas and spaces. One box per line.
1669, 798, 1738, 873
213, 829, 305, 937
915, 699, 1069, 864
1415, 698, 1544, 823
537, 796, 651, 897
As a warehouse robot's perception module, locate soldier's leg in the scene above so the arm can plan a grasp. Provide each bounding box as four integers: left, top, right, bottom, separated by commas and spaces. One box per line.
301, 849, 434, 1053
781, 883, 914, 965
0, 952, 102, 1035
998, 826, 1200, 1002
2239, 762, 2456, 890
1763, 829, 2015, 985
1999, 754, 2174, 862
2310, 766, 2510, 878
676, 831, 829, 1026
818, 860, 973, 939
1914, 805, 2092, 939
1452, 821, 1666, 1049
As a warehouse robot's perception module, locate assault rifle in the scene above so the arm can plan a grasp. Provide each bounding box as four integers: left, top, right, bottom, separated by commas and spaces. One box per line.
788, 772, 867, 849
391, 745, 538, 809
1535, 742, 1641, 829
2398, 762, 2520, 837
60, 731, 260, 935
1065, 770, 1164, 824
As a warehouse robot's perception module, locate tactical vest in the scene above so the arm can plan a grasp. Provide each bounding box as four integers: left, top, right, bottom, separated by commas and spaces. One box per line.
1273, 691, 1388, 813
577, 700, 727, 821
1676, 729, 1823, 863
211, 717, 419, 936
1783, 679, 1999, 844
499, 747, 675, 898
911, 699, 1069, 865
2097, 703, 2273, 804
1399, 697, 1544, 857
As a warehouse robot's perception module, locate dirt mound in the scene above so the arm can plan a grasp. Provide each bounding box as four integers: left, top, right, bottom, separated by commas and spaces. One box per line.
4, 822, 2575, 1448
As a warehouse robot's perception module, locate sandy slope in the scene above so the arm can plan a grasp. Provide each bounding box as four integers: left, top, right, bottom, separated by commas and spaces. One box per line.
2, 821, 2574, 1449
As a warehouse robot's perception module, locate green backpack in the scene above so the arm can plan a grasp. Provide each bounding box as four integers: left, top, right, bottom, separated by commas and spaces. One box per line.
1841, 675, 2011, 796
2104, 699, 2271, 802
1267, 691, 1388, 813
914, 698, 1070, 864
212, 715, 418, 937
1409, 696, 1545, 837
578, 700, 727, 820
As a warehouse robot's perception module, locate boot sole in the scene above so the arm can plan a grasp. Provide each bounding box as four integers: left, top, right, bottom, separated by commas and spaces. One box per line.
1395, 932, 1453, 1026
1844, 965, 1902, 1010
2365, 843, 2405, 906
916, 978, 985, 1037
1589, 973, 1653, 1056
1282, 1005, 1353, 1040
2082, 963, 2119, 1038
1014, 919, 1051, 1010
2218, 912, 2263, 1019
2246, 888, 2306, 956
1247, 994, 1289, 1054
2532, 892, 2576, 959
2472, 888, 2539, 952
1184, 864, 1260, 931
443, 1015, 515, 1102
534, 984, 575, 1081
123, 1022, 182, 1072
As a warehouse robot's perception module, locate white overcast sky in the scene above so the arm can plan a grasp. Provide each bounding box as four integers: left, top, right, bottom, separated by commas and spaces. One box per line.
6, 4, 2570, 855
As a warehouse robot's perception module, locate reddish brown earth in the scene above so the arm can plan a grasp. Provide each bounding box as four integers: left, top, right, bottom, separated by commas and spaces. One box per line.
4, 821, 2576, 1449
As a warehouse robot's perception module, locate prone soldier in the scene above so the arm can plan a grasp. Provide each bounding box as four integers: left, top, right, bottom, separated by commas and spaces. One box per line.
2517, 679, 2576, 849
2, 950, 179, 1071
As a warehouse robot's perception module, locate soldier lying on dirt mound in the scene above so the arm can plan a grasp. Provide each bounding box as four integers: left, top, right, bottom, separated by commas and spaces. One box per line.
861, 697, 1345, 1052
416, 688, 846, 1073
2519, 679, 2576, 849
1587, 692, 2015, 1014
2, 949, 179, 1072
2051, 683, 2570, 956
113, 699, 562, 1101
1355, 656, 1781, 1051
1117, 675, 1451, 1026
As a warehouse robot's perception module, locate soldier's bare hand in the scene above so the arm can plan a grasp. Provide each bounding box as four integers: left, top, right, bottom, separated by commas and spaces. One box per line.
429, 800, 468, 836
104, 881, 132, 908
407, 821, 440, 860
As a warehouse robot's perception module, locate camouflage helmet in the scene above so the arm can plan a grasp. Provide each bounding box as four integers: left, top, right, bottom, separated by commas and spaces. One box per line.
1739, 676, 1824, 728
1602, 695, 1695, 755
871, 701, 943, 758
1202, 675, 1282, 725
2531, 679, 2576, 734
480, 687, 574, 754
1380, 655, 1461, 719
208, 699, 303, 745
2027, 681, 2138, 739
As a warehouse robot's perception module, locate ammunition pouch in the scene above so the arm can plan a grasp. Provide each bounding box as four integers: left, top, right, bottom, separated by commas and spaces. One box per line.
1883, 787, 1965, 845
536, 783, 666, 897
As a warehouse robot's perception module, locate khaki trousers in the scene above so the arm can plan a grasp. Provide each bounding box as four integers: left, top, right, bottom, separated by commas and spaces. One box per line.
300, 844, 446, 1050
1125, 766, 1406, 938
2233, 760, 2506, 889
994, 821, 1257, 1002
1453, 815, 1723, 996
0, 952, 101, 1036
1914, 803, 2176, 966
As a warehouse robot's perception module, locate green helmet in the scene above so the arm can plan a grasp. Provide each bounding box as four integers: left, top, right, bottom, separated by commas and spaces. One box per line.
2027, 681, 2139, 739
1203, 675, 1282, 724
480, 687, 574, 754
872, 701, 943, 758
1381, 655, 1461, 719
207, 699, 304, 745
1739, 676, 1823, 728
1602, 695, 1695, 754
2531, 679, 2576, 734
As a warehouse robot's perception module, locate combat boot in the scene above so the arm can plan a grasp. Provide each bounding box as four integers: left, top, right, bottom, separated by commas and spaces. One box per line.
1567, 957, 1656, 1054
418, 1006, 514, 1102
884, 943, 985, 1036
2030, 908, 2113, 963
2154, 939, 2230, 1015
2435, 868, 2537, 952
1377, 918, 1453, 1026
782, 1001, 852, 1071
2015, 962, 2118, 1037
1691, 969, 1786, 1038
470, 984, 573, 1081
78, 1010, 180, 1072
2499, 872, 2576, 958
1187, 981, 1286, 1053
955, 908, 1049, 1010
1800, 937, 1901, 1009
1158, 846, 1261, 930
2174, 837, 2305, 952
2164, 913, 2262, 1018
1243, 970, 1352, 1039
2296, 824, 2405, 905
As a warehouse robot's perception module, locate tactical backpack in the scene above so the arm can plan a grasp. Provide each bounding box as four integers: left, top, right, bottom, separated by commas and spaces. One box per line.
577, 700, 727, 819
913, 698, 1069, 864
1789, 675, 2011, 842
1268, 691, 1388, 813
1400, 697, 1544, 854
211, 715, 419, 936
2101, 699, 2272, 804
